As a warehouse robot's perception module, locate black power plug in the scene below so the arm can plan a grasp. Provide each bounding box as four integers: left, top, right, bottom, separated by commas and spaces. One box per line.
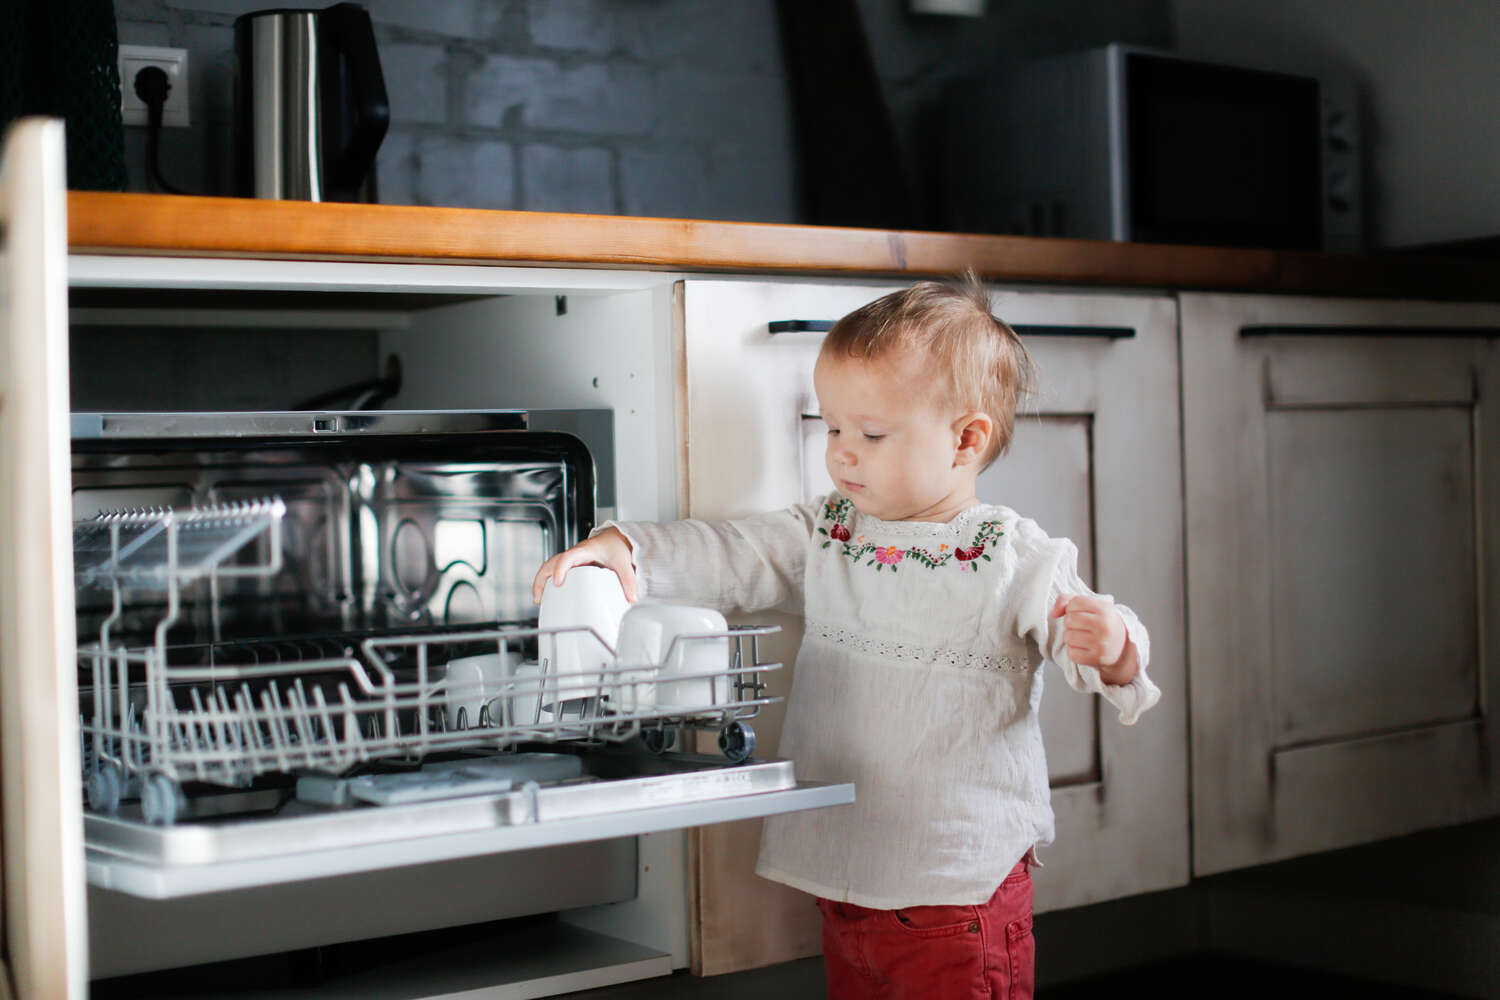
133, 65, 185, 195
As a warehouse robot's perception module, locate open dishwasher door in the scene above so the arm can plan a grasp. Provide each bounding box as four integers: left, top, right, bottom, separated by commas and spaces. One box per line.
70, 411, 853, 903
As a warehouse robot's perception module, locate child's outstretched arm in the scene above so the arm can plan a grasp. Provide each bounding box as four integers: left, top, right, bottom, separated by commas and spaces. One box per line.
531, 501, 824, 617
532, 526, 638, 604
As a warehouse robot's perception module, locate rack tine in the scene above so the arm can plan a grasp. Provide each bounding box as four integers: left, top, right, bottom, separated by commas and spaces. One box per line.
338, 683, 368, 763
263, 683, 292, 772
188, 688, 213, 781
235, 685, 262, 765
215, 687, 240, 756
286, 681, 309, 766
310, 685, 343, 770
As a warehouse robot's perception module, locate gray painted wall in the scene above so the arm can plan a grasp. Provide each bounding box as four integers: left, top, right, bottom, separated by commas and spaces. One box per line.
114, 0, 1171, 228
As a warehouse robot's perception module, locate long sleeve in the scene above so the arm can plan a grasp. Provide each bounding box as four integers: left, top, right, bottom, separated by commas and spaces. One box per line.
1017, 535, 1161, 725
597, 500, 821, 617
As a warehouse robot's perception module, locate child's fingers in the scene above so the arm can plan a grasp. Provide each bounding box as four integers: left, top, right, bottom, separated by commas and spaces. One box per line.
1064, 612, 1110, 637
1067, 645, 1102, 668
1050, 595, 1071, 619
531, 557, 557, 605
531, 548, 590, 603
551, 547, 598, 588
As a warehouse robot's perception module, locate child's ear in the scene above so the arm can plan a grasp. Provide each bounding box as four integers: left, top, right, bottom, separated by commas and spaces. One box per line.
953, 412, 994, 466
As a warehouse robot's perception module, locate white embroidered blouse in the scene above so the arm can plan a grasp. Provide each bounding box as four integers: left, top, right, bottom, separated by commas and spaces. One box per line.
605, 493, 1160, 909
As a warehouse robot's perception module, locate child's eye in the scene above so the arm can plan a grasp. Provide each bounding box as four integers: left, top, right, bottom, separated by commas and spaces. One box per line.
863, 433, 885, 442
826, 428, 840, 437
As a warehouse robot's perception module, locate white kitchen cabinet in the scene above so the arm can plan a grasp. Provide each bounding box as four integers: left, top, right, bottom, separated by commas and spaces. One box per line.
25, 250, 852, 990
1181, 293, 1500, 875
679, 278, 1188, 974
0, 119, 89, 1000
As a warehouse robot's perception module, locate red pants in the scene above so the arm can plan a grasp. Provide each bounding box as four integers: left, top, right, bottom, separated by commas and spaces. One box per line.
817, 860, 1034, 1000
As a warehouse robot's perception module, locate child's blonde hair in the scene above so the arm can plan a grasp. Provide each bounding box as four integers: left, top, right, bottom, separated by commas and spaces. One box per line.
819, 271, 1035, 468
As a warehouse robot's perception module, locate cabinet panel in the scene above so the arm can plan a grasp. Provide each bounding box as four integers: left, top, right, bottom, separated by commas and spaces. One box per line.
0, 119, 89, 997
1268, 406, 1476, 744
986, 415, 1098, 784
1182, 293, 1500, 875
681, 278, 1187, 973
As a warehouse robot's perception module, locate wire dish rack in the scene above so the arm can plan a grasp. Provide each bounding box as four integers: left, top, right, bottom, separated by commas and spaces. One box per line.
76, 498, 780, 826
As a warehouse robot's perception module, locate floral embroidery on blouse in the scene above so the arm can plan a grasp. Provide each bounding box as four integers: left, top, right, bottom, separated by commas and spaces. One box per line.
815, 496, 1004, 573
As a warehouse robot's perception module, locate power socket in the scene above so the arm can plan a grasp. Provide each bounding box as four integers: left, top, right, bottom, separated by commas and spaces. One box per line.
119, 44, 190, 127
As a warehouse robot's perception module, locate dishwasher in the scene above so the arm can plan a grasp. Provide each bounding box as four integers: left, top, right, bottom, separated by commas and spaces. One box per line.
72, 409, 852, 990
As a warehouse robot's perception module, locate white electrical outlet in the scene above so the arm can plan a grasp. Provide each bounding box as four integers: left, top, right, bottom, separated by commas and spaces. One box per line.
118, 44, 190, 128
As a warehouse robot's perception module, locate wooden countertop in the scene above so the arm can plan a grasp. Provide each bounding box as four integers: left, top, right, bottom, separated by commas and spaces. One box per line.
67, 191, 1500, 300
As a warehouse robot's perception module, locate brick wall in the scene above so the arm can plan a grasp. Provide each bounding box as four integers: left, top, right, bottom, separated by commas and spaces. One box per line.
115, 0, 1171, 227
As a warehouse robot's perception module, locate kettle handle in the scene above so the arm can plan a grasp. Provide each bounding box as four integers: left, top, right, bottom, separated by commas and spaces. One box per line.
320, 2, 389, 198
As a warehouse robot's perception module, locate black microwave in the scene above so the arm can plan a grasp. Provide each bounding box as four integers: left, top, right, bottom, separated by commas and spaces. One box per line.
942, 44, 1362, 252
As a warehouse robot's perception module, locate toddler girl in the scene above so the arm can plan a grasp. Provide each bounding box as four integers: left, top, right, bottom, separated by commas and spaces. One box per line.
534, 275, 1160, 1000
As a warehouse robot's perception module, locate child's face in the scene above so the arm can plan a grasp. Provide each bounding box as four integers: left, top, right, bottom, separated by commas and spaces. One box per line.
814, 350, 979, 522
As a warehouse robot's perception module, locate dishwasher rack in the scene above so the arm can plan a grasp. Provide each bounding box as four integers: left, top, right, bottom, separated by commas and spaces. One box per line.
76, 498, 780, 825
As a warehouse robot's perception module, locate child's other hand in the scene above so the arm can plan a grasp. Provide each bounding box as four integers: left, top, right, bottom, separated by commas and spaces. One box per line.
532, 526, 639, 605
1050, 594, 1137, 685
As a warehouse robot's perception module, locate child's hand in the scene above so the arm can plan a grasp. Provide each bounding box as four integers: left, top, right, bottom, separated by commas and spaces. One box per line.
532, 526, 639, 605
1050, 594, 1137, 685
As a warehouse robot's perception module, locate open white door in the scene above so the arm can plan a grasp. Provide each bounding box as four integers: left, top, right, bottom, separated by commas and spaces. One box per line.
0, 118, 88, 998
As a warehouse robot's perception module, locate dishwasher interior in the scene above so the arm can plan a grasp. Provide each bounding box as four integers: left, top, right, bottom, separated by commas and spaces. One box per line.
74, 408, 796, 871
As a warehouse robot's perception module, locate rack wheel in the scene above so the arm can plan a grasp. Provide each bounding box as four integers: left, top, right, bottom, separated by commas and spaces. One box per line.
142, 774, 186, 826
87, 762, 122, 814
718, 722, 755, 763
641, 726, 677, 755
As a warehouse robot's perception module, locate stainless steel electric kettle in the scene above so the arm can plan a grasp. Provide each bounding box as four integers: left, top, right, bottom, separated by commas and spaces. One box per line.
233, 3, 389, 202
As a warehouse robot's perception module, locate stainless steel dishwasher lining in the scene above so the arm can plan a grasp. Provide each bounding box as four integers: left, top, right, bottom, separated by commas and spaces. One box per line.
76, 497, 782, 823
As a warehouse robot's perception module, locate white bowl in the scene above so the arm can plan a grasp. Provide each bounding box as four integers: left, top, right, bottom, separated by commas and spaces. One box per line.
537, 565, 630, 710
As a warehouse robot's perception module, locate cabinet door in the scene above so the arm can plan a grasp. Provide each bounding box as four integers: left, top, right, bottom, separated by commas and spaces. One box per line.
1182, 293, 1500, 875
679, 279, 1187, 974
0, 119, 88, 997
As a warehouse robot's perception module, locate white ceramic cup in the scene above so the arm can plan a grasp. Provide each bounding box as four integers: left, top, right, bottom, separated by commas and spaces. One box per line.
537, 565, 630, 709
442, 650, 521, 730
614, 603, 730, 712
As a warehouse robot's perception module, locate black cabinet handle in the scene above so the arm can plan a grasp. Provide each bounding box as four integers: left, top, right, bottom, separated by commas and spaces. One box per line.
1242, 325, 1500, 338
769, 320, 1134, 338
1012, 324, 1134, 339
768, 320, 835, 334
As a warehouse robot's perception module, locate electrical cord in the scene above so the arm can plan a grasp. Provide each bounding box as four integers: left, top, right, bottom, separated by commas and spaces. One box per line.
293, 355, 404, 411
133, 66, 185, 195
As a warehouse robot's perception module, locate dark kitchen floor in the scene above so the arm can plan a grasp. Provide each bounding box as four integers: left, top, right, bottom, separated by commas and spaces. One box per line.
92, 936, 1476, 999
558, 953, 1472, 999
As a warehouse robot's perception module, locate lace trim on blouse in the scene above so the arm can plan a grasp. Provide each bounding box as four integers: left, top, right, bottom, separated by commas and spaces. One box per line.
806, 618, 1030, 673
